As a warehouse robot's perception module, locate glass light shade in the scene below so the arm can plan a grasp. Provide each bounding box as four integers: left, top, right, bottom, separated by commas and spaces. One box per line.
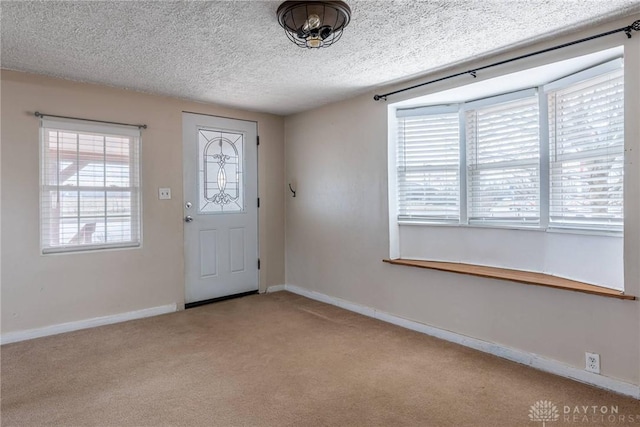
303, 13, 322, 31
306, 37, 322, 48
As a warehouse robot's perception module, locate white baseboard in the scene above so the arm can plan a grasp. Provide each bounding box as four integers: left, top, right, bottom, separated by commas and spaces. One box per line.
266, 284, 286, 293
0, 303, 178, 345
279, 284, 640, 399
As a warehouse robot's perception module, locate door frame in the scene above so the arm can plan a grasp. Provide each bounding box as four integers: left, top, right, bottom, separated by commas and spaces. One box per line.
181, 111, 260, 306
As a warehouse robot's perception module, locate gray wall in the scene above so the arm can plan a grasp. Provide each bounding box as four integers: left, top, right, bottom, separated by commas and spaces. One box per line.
284, 15, 640, 385
1, 71, 285, 333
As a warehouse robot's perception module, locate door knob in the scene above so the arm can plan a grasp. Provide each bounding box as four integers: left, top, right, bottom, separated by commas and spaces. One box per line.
184, 215, 194, 223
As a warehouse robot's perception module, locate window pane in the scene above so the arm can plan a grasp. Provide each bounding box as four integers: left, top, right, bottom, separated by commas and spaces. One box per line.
104, 217, 133, 243
80, 191, 106, 218
77, 162, 105, 187
548, 68, 624, 231
59, 217, 81, 246
396, 113, 460, 221
198, 128, 245, 214
58, 132, 78, 154
60, 190, 79, 218
105, 137, 131, 187
107, 191, 132, 216
78, 134, 105, 186
44, 131, 61, 186
467, 96, 540, 224
468, 166, 539, 220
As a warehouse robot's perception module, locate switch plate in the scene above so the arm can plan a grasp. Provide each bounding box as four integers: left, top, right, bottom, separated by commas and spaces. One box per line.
159, 188, 171, 200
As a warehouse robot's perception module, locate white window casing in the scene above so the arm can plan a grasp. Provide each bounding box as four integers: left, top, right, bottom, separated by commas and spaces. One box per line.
465, 90, 540, 225
546, 63, 624, 232
40, 118, 142, 254
396, 105, 460, 223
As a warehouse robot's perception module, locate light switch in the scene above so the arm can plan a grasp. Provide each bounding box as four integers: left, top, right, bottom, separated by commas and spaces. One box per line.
159, 187, 171, 200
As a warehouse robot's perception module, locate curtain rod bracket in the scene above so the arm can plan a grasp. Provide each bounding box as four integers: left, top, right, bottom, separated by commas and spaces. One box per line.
625, 20, 640, 38
34, 111, 147, 129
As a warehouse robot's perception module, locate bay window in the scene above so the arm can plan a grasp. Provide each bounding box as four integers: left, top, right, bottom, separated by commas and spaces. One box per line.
395, 59, 624, 234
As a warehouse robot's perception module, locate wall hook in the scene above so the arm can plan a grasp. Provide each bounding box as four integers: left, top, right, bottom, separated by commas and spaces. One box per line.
288, 183, 296, 198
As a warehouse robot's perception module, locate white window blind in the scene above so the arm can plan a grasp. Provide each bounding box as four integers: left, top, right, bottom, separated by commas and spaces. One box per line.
547, 67, 624, 231
396, 109, 460, 222
40, 118, 141, 253
466, 94, 540, 224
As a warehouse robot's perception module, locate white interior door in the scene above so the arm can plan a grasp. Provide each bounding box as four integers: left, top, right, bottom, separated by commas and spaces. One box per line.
182, 112, 258, 304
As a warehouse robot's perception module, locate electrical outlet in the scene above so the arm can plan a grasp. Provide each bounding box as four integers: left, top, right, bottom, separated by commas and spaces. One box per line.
158, 188, 171, 200
585, 352, 600, 374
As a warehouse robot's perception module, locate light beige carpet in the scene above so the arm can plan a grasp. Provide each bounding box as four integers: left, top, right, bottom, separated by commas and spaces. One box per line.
1, 291, 639, 426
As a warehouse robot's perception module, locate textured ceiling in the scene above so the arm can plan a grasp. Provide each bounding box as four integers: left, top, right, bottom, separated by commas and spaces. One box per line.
1, 1, 639, 115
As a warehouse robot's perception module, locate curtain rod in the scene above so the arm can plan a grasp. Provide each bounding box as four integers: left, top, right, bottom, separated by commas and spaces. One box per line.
34, 111, 147, 129
373, 19, 640, 102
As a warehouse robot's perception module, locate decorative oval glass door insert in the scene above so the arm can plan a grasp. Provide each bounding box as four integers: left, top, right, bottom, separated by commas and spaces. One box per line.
198, 128, 244, 213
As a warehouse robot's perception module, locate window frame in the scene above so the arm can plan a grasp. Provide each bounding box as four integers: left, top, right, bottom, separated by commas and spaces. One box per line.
396, 104, 461, 223
544, 59, 625, 233
39, 118, 142, 254
464, 89, 541, 226
392, 58, 624, 236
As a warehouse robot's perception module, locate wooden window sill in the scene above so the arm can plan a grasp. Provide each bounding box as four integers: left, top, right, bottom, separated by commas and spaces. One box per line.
383, 259, 636, 300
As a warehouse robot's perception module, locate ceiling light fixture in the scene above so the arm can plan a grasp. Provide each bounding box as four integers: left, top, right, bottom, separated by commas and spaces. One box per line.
277, 1, 351, 49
